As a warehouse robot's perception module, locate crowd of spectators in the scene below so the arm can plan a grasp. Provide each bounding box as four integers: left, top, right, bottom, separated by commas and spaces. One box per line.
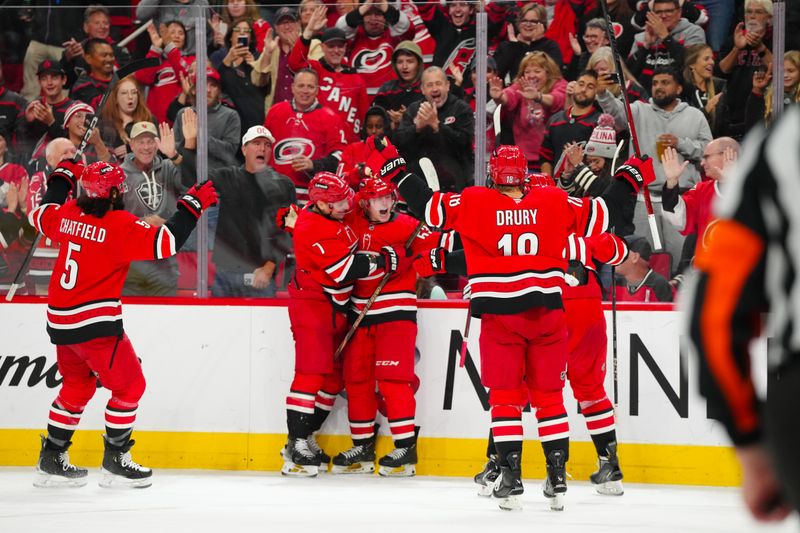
0, 0, 798, 301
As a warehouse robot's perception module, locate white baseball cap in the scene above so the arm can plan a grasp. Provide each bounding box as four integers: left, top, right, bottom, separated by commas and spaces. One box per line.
242, 125, 275, 145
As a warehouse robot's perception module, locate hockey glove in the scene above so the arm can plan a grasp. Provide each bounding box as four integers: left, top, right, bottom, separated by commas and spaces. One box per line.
413, 247, 447, 278
364, 135, 407, 182
614, 155, 655, 194
48, 160, 85, 192
276, 204, 300, 234
177, 181, 218, 220
564, 260, 589, 287
379, 245, 414, 275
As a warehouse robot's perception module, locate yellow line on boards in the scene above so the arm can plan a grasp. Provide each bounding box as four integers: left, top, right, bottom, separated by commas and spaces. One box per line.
0, 429, 740, 486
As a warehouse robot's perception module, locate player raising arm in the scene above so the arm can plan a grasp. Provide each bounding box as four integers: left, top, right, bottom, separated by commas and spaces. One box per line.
30, 160, 217, 489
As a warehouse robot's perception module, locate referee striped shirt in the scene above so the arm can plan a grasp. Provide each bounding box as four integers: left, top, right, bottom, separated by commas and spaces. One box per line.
685, 106, 800, 446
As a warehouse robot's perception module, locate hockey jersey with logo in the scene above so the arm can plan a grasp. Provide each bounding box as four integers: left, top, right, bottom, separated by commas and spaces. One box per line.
265, 100, 347, 203
287, 37, 370, 143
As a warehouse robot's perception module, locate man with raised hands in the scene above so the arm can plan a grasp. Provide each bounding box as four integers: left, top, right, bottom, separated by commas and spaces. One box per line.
29, 159, 216, 489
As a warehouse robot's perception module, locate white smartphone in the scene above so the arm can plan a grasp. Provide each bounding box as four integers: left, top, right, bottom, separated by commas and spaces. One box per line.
243, 273, 255, 286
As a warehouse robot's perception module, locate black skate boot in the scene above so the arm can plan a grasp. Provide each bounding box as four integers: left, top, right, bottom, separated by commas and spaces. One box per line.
543, 449, 567, 511
308, 432, 331, 466
473, 455, 500, 497
590, 442, 624, 496
281, 437, 322, 477
492, 451, 524, 511
378, 443, 417, 477
100, 436, 152, 488
331, 438, 375, 474
34, 435, 88, 488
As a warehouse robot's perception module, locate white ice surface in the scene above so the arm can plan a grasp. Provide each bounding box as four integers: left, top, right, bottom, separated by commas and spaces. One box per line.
0, 467, 797, 533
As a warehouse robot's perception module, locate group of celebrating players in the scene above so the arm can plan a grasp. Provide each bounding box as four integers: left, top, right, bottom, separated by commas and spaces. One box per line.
28, 126, 655, 511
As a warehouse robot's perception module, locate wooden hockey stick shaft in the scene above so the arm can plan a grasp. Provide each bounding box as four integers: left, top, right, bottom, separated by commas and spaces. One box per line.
5, 57, 160, 302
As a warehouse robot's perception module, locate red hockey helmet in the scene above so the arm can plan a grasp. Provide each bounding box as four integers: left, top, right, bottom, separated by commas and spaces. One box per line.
80, 161, 127, 199
523, 172, 555, 193
309, 171, 355, 208
358, 177, 396, 200
489, 145, 527, 187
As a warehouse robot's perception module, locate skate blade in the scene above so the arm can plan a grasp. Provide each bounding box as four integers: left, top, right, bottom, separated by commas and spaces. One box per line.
476, 482, 494, 497
594, 480, 624, 496
331, 462, 375, 475
99, 469, 152, 489
281, 461, 319, 477
33, 471, 88, 488
497, 495, 522, 511
378, 464, 415, 477
546, 493, 565, 511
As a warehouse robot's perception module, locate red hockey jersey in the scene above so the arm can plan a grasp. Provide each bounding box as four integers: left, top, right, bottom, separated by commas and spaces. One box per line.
25, 170, 68, 283
563, 232, 628, 300
265, 100, 347, 203
135, 46, 194, 124
344, 26, 416, 96
424, 186, 609, 315
29, 200, 179, 344
679, 179, 720, 255
291, 205, 360, 310
288, 38, 370, 143
349, 213, 452, 324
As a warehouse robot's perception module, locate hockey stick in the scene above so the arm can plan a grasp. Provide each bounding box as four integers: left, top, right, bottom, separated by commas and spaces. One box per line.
5, 57, 160, 302
459, 299, 471, 368
334, 221, 426, 359
419, 157, 439, 192
610, 139, 625, 174
597, 0, 662, 251
611, 232, 619, 408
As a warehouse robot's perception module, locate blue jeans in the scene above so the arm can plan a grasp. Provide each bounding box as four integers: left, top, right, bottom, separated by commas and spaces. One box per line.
702, 0, 736, 52
211, 270, 276, 298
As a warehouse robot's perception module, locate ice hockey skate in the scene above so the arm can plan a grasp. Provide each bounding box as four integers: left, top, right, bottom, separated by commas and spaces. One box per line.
473, 455, 500, 496
590, 442, 624, 496
331, 439, 375, 474
33, 435, 88, 488
281, 437, 322, 477
378, 443, 417, 477
281, 433, 330, 471
542, 449, 567, 511
492, 451, 524, 511
99, 436, 152, 488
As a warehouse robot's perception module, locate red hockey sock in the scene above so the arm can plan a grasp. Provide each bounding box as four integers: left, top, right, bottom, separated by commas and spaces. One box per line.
531, 389, 570, 459
378, 380, 416, 448
346, 380, 377, 444
286, 373, 326, 439
581, 397, 617, 456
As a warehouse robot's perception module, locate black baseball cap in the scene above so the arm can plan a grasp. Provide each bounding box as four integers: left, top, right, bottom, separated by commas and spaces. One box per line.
320, 27, 347, 45
624, 235, 653, 261
37, 60, 66, 77
275, 7, 298, 22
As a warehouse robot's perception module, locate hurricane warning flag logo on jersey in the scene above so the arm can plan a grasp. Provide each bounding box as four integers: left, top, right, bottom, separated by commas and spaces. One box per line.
274, 137, 316, 165
351, 44, 393, 74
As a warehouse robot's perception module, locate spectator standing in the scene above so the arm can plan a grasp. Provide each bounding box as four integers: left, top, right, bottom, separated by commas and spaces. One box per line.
373, 40, 425, 131
251, 8, 301, 110
489, 51, 567, 171
581, 0, 636, 58
297, 0, 325, 61
597, 67, 711, 266
216, 20, 268, 132
289, 8, 370, 143
746, 50, 800, 129
335, 0, 415, 97
135, 21, 195, 125
613, 235, 673, 302
626, 0, 706, 92
60, 5, 132, 90
394, 66, 474, 192
0, 132, 28, 206
18, 1, 83, 101
264, 69, 348, 203
339, 106, 390, 187
174, 67, 241, 172
19, 61, 73, 169
682, 44, 729, 138
717, 0, 773, 138
0, 68, 28, 151
495, 4, 563, 82
588, 46, 649, 104
210, 18, 257, 70
135, 0, 210, 56
210, 0, 270, 54
100, 77, 155, 161
540, 70, 603, 177
69, 39, 115, 110
565, 18, 610, 82
121, 122, 188, 296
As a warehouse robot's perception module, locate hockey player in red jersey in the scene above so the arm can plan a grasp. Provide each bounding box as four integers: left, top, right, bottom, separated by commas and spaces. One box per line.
364, 137, 652, 510
282, 172, 407, 477
29, 160, 217, 488
331, 177, 453, 476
